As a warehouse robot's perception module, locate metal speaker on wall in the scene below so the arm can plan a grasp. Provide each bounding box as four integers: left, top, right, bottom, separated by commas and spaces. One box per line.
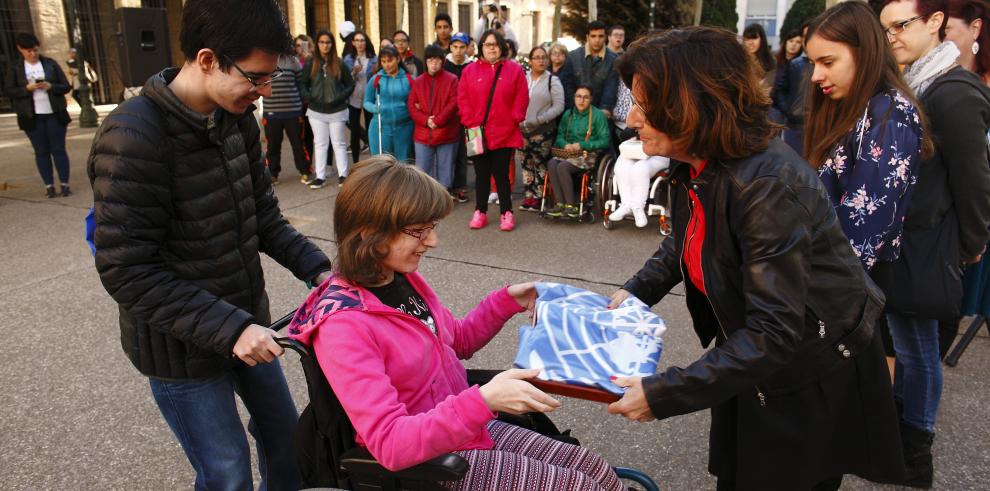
115, 7, 171, 87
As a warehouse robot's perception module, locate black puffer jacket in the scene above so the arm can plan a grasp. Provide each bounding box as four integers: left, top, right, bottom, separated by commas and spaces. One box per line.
623, 139, 885, 416
88, 68, 331, 379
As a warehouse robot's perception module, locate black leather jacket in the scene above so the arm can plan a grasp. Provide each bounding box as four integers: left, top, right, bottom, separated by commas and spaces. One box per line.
622, 140, 885, 419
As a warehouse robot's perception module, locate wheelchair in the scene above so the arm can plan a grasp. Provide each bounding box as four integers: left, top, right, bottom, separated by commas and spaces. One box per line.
538, 150, 615, 224
270, 312, 660, 491
596, 154, 673, 235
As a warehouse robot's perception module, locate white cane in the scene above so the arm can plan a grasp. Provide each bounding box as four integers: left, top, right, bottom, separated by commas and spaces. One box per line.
376, 86, 383, 155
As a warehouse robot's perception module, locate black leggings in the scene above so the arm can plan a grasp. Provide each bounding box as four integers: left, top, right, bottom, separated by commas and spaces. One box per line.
473, 147, 513, 214
348, 105, 372, 164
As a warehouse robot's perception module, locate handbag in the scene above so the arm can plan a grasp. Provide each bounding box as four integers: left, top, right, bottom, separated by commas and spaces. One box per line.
465, 63, 503, 157
550, 108, 595, 169
872, 210, 963, 319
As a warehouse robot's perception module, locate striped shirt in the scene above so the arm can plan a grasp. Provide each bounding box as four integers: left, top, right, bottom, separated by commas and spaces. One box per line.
263, 55, 304, 118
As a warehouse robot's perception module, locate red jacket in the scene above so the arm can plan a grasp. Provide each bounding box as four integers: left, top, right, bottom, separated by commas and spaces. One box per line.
408, 70, 461, 145
457, 59, 529, 151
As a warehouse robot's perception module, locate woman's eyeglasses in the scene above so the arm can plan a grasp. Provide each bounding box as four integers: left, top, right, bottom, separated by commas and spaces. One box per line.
400, 221, 439, 241
884, 15, 924, 38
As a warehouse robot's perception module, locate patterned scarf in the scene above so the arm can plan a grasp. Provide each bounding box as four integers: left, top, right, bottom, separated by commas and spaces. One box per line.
903, 41, 960, 97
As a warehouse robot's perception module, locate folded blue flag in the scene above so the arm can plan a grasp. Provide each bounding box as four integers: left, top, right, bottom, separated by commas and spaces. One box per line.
514, 282, 666, 395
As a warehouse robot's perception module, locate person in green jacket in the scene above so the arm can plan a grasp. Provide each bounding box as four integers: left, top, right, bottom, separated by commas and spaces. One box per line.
302, 29, 355, 188
364, 45, 414, 163
545, 85, 610, 218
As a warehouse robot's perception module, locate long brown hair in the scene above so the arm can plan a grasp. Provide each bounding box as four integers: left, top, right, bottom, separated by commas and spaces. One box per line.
803, 1, 932, 168
310, 29, 341, 80
333, 155, 453, 287
616, 26, 776, 161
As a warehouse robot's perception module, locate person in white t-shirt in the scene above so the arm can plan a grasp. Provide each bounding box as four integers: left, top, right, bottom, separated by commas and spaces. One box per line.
2, 33, 72, 198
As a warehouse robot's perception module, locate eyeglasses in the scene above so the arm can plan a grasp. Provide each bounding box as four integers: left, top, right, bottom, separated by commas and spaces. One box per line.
400, 221, 439, 241
483, 42, 500, 48
631, 97, 647, 114
574, 94, 591, 100
394, 37, 409, 44
884, 15, 924, 38
530, 56, 547, 61
222, 54, 284, 90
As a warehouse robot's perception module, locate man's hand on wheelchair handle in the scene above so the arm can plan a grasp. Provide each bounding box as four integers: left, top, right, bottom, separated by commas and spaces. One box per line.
606, 289, 631, 310
607, 376, 656, 423
233, 324, 285, 366
480, 368, 562, 415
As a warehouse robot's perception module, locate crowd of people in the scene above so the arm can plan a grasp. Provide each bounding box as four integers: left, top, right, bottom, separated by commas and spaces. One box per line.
74, 0, 990, 489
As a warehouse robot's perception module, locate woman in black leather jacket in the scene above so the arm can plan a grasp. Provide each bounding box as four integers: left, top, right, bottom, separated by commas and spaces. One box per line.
604, 27, 904, 490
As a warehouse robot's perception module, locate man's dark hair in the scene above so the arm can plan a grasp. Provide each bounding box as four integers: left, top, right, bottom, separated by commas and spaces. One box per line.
180, 0, 291, 70
488, 4, 498, 13
14, 32, 39, 49
588, 20, 607, 33
434, 13, 452, 27
607, 24, 625, 36
393, 30, 410, 41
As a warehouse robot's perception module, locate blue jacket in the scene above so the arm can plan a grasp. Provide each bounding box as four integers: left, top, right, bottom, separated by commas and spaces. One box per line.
343, 54, 378, 80
818, 89, 923, 270
773, 54, 812, 126
363, 68, 413, 126
565, 47, 619, 112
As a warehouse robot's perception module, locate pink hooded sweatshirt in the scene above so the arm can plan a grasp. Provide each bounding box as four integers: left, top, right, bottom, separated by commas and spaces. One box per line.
287, 272, 525, 471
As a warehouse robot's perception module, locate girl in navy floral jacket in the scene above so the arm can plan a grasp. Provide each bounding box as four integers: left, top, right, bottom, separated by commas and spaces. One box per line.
803, 2, 929, 271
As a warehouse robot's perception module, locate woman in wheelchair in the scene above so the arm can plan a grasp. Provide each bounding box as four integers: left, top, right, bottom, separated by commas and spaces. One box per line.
608, 138, 670, 228
288, 156, 624, 490
544, 85, 610, 218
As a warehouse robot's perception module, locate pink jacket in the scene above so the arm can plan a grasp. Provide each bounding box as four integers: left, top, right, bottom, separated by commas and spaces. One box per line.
287, 272, 525, 471
457, 59, 529, 151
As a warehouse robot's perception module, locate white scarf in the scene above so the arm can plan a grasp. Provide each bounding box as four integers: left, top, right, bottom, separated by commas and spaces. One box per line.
903, 41, 960, 97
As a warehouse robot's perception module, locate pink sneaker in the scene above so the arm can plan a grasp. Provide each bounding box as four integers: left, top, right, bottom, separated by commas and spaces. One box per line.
469, 209, 488, 229
499, 211, 515, 231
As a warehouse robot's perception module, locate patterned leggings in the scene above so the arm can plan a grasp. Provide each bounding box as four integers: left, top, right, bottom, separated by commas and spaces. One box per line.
441, 420, 624, 491
521, 128, 555, 199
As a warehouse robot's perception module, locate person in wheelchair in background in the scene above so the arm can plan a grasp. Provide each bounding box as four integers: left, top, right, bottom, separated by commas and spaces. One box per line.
287, 156, 624, 490
544, 85, 611, 219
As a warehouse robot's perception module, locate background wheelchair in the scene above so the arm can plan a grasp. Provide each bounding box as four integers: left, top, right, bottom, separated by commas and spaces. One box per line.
270, 312, 661, 491
538, 151, 615, 224
596, 156, 673, 235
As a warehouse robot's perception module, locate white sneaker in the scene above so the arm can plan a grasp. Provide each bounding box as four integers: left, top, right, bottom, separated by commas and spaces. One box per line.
609, 203, 631, 221
633, 207, 648, 228
488, 192, 499, 204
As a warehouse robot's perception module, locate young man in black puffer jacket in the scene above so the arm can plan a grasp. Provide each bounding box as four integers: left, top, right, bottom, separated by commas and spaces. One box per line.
86, 1, 331, 489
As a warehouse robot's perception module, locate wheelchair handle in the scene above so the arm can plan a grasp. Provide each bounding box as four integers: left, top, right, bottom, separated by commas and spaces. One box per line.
276, 337, 311, 358
270, 309, 298, 333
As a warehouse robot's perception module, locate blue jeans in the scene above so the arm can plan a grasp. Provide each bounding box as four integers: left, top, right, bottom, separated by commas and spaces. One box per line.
149, 359, 300, 491
887, 314, 943, 432
24, 114, 70, 186
414, 141, 457, 188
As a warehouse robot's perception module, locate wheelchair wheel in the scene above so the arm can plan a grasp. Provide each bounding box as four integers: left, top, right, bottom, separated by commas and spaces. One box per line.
596, 154, 615, 216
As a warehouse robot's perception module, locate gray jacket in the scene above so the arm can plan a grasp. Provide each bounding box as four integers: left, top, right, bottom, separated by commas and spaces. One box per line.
522, 71, 564, 133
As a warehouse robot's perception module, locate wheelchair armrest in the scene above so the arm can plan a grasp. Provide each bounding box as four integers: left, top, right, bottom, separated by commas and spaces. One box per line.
339, 446, 469, 481
466, 368, 501, 386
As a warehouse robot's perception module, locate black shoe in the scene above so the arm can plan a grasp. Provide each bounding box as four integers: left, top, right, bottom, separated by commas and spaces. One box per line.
46, 186, 56, 199
308, 178, 326, 189
60, 185, 72, 197
455, 191, 468, 203
544, 204, 565, 217
899, 422, 934, 488
270, 175, 279, 185
338, 176, 346, 187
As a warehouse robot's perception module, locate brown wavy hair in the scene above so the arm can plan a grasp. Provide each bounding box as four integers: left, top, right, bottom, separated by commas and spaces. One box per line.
333, 155, 453, 286
615, 26, 776, 161
804, 1, 932, 168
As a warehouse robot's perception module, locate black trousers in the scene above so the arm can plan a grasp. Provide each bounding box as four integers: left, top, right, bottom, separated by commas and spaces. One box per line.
264, 116, 309, 177
473, 147, 513, 214
453, 127, 468, 190
348, 105, 372, 164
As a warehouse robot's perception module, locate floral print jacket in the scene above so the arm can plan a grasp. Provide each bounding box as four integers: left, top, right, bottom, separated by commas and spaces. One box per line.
819, 89, 923, 271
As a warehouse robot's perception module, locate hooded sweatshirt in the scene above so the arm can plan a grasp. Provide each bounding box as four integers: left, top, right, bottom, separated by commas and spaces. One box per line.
287, 272, 525, 471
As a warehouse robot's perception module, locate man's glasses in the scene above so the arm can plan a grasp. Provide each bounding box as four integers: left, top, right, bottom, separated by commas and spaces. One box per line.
400, 221, 439, 241
884, 15, 924, 38
222, 54, 284, 90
